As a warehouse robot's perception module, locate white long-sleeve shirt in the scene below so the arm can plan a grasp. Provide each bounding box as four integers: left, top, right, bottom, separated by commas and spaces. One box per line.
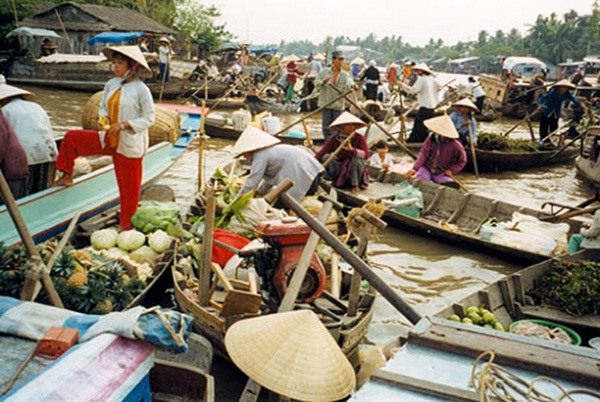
402, 74, 441, 109
3, 98, 57, 165
99, 77, 155, 158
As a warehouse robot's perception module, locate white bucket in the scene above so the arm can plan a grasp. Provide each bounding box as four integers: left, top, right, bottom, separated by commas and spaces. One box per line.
232, 109, 251, 130
262, 116, 282, 135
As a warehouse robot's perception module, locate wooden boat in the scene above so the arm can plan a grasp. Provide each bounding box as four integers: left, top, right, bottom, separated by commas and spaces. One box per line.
8, 55, 191, 100
351, 250, 600, 400
171, 190, 376, 369
324, 165, 585, 265
0, 116, 197, 248
575, 124, 600, 187
151, 360, 215, 402
478, 72, 545, 119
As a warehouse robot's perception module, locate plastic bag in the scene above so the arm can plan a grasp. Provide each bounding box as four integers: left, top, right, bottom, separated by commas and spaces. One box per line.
392, 181, 424, 218
227, 198, 288, 234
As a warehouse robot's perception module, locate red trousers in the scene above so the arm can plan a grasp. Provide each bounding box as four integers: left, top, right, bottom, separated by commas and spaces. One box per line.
55, 129, 143, 230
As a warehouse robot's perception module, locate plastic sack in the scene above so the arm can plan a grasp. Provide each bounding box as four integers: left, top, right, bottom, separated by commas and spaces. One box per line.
227, 198, 288, 234
392, 181, 424, 218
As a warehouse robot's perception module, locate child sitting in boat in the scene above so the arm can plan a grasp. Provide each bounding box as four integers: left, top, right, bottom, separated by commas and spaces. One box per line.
369, 140, 394, 170
406, 114, 467, 188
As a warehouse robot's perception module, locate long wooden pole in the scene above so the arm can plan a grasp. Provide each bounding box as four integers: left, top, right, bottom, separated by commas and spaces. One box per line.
197, 100, 207, 192
54, 9, 74, 54
467, 124, 479, 179
502, 109, 540, 137
280, 189, 421, 324
198, 186, 216, 306
321, 131, 356, 168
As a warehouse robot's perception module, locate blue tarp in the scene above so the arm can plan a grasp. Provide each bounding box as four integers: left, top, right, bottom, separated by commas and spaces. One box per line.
87, 31, 146, 46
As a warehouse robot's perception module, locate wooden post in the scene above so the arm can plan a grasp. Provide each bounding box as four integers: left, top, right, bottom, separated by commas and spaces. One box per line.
280, 188, 421, 324
468, 125, 480, 179
198, 186, 216, 306
54, 9, 75, 54
197, 100, 207, 192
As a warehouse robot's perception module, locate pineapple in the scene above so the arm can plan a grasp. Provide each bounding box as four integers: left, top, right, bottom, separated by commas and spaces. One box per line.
53, 249, 75, 278
67, 271, 89, 287
92, 299, 114, 314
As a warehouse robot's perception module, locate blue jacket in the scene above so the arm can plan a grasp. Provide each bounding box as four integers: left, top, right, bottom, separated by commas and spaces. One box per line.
537, 88, 581, 118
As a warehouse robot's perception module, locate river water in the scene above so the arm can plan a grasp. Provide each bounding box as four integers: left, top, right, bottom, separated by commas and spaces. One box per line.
25, 84, 595, 349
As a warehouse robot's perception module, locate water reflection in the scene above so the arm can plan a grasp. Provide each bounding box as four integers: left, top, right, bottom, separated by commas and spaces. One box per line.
29, 86, 590, 347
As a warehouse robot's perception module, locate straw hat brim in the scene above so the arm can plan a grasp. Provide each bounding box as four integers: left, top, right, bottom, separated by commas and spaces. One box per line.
552, 79, 576, 90
412, 62, 434, 75
225, 310, 356, 401
0, 84, 35, 102
452, 98, 479, 112
159, 37, 171, 45
102, 45, 152, 78
231, 126, 281, 156
328, 111, 367, 130
424, 114, 459, 139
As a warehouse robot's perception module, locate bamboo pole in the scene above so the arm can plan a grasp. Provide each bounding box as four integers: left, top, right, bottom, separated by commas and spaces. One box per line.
321, 131, 356, 168
502, 109, 540, 137
467, 124, 480, 179
198, 186, 216, 306
197, 100, 207, 192
54, 9, 74, 54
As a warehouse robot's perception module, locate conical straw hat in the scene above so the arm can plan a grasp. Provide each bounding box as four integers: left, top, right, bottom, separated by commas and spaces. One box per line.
231, 126, 281, 156
224, 310, 356, 401
0, 83, 35, 102
102, 45, 152, 78
328, 111, 367, 130
452, 98, 479, 112
552, 79, 576, 90
424, 114, 459, 139
412, 62, 434, 75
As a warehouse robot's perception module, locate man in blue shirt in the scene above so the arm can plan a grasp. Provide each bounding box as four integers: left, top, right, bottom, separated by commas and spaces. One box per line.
537, 79, 586, 140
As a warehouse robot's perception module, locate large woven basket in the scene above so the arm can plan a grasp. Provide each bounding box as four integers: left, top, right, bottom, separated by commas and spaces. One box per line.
82, 91, 181, 146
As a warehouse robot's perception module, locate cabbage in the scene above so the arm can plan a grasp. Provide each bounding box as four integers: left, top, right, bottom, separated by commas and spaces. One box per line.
90, 228, 118, 250
116, 229, 146, 251
131, 201, 180, 233
147, 229, 173, 253
130, 245, 158, 265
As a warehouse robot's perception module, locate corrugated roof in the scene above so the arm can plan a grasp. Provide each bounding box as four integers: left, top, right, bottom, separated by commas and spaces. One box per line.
21, 1, 175, 35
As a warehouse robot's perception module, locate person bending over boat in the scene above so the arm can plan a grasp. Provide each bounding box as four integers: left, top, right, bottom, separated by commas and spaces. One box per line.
536, 79, 586, 140
315, 51, 357, 140
232, 126, 324, 202
406, 114, 466, 187
401, 63, 442, 143
449, 98, 479, 147
0, 109, 29, 202
0, 79, 58, 196
314, 112, 369, 194
51, 46, 155, 230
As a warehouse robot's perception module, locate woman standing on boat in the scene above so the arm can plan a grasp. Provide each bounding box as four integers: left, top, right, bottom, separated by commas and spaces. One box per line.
407, 114, 466, 187
52, 46, 155, 230
536, 79, 586, 140
401, 63, 442, 143
449, 98, 479, 147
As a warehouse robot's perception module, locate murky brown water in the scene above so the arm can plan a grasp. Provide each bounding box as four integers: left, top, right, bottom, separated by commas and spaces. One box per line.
24, 84, 595, 348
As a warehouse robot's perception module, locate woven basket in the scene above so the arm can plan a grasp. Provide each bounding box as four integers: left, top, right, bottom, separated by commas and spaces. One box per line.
81, 91, 181, 146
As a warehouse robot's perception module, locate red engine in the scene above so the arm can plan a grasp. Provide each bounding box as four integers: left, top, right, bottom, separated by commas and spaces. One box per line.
256, 217, 327, 303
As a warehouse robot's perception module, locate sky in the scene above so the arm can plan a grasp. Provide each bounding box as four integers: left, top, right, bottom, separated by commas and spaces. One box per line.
212, 0, 595, 47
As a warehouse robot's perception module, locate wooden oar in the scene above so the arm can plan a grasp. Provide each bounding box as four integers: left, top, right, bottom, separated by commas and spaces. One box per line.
0, 170, 63, 307
502, 109, 540, 137
540, 204, 600, 222
329, 84, 418, 159
541, 131, 584, 165
467, 124, 479, 179
321, 131, 357, 168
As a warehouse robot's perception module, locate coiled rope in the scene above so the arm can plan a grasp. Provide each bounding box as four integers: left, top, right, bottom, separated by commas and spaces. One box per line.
470, 351, 600, 401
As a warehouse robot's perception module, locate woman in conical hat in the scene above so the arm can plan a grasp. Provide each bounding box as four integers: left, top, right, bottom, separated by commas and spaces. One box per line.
314, 111, 370, 194
52, 45, 155, 230
232, 126, 324, 203
450, 97, 479, 147
407, 114, 467, 188
536, 78, 586, 140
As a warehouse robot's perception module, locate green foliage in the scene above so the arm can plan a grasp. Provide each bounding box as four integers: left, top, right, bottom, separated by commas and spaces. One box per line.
477, 132, 539, 152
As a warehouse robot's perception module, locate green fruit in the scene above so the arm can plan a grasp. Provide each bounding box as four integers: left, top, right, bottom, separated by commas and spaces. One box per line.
494, 322, 505, 331
483, 324, 493, 329
483, 312, 497, 325
462, 317, 473, 324
448, 314, 461, 322
479, 308, 491, 316
466, 306, 479, 315
468, 312, 483, 325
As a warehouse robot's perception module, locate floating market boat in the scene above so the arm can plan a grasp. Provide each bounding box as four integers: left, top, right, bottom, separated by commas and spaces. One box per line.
0, 296, 214, 401
575, 124, 600, 187
0, 110, 197, 248
323, 165, 585, 265
8, 54, 191, 100
171, 178, 376, 369
351, 251, 600, 400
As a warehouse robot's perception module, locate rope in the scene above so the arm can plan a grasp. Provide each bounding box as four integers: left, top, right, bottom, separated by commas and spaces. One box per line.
470, 351, 600, 402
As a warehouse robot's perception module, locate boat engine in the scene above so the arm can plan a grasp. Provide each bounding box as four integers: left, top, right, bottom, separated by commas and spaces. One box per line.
254, 217, 327, 303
